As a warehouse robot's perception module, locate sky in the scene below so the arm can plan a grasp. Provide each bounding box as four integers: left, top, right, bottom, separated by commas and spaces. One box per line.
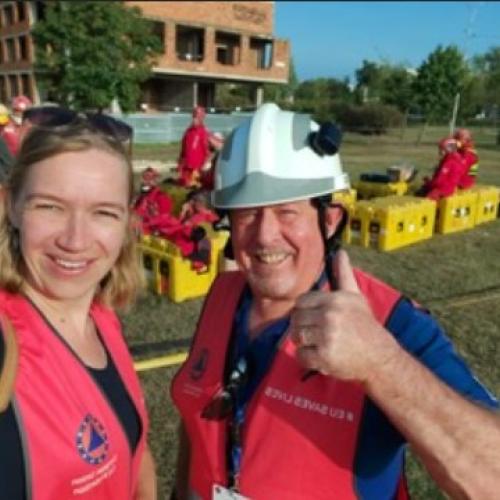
274, 1, 500, 83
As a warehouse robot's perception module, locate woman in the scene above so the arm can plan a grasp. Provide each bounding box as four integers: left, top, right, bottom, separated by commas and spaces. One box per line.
0, 116, 156, 499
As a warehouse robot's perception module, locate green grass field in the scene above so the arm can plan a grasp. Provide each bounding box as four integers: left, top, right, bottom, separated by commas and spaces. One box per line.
126, 125, 500, 499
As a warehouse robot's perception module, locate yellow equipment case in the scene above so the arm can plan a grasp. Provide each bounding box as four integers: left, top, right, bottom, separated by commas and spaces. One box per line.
435, 190, 477, 234
349, 196, 436, 251
468, 185, 500, 225
353, 180, 408, 200
138, 226, 229, 303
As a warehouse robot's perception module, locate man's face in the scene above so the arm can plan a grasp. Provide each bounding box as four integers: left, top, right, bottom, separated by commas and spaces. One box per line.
230, 200, 328, 301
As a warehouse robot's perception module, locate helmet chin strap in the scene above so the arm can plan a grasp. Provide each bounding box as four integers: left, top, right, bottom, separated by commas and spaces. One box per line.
312, 196, 348, 290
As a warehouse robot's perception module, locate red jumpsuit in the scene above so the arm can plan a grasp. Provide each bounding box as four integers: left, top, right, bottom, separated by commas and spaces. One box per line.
177, 124, 210, 187
181, 205, 219, 227
133, 186, 176, 235
457, 148, 478, 189
159, 204, 218, 269
424, 151, 464, 200
0, 121, 21, 156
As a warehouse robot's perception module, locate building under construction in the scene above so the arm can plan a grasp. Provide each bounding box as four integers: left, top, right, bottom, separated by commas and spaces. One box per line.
0, 1, 291, 111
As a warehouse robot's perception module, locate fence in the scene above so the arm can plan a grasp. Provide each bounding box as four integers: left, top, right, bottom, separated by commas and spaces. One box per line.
115, 111, 500, 146
116, 111, 252, 144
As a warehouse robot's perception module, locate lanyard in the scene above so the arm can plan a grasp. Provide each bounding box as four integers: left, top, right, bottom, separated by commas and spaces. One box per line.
226, 271, 329, 491
226, 289, 288, 490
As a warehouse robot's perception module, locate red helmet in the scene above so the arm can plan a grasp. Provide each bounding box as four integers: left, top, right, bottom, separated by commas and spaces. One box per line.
12, 95, 32, 113
438, 137, 458, 153
453, 128, 473, 149
192, 106, 206, 120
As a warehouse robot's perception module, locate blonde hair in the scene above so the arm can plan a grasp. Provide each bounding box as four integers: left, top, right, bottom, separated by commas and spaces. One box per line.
0, 120, 144, 310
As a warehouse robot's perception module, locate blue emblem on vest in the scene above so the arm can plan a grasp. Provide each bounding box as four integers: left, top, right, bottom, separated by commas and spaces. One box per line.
76, 414, 109, 465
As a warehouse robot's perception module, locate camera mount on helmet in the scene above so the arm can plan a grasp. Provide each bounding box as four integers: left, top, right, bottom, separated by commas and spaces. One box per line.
309, 122, 342, 157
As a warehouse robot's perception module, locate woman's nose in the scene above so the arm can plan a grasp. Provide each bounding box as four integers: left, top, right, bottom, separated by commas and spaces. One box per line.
56, 212, 91, 251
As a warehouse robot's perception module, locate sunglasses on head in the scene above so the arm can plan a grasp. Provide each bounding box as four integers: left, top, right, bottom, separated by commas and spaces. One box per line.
22, 106, 133, 144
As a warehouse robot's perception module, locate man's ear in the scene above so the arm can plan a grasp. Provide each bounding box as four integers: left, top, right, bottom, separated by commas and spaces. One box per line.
325, 204, 346, 238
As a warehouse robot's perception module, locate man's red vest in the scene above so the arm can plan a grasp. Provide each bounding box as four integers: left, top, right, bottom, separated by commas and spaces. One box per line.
171, 270, 408, 500
0, 290, 148, 500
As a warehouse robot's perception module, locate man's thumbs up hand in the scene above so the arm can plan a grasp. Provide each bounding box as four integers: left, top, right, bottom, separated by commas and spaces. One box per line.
334, 249, 360, 293
290, 250, 395, 382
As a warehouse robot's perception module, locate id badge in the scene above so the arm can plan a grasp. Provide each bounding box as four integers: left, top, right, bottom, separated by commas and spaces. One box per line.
212, 484, 250, 500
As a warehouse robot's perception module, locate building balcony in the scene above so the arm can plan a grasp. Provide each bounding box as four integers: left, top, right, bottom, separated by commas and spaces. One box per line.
153, 26, 290, 84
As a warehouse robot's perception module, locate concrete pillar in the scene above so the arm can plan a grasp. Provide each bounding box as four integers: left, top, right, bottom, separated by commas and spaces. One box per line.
193, 81, 198, 107
205, 27, 215, 67
255, 85, 264, 107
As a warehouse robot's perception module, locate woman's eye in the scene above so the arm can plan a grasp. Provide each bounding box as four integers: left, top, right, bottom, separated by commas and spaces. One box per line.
34, 203, 61, 211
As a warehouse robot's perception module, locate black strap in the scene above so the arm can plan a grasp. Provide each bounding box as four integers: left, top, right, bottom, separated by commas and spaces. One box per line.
0, 314, 19, 413
312, 197, 348, 290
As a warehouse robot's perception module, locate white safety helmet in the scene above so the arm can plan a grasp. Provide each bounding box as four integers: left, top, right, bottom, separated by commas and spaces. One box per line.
212, 103, 350, 209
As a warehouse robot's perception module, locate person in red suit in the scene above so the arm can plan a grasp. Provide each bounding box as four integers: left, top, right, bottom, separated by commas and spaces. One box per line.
199, 131, 224, 190
167, 190, 219, 270
0, 95, 32, 157
133, 167, 177, 235
454, 128, 478, 189
417, 137, 464, 201
135, 171, 212, 269
177, 106, 210, 188
179, 189, 219, 227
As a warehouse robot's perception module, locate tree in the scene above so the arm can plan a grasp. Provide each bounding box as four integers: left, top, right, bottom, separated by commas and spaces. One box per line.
293, 77, 353, 122
294, 77, 352, 103
354, 60, 386, 103
263, 56, 299, 106
215, 83, 253, 110
32, 1, 162, 112
473, 47, 500, 116
412, 45, 469, 123
459, 73, 486, 120
380, 67, 416, 114
353, 60, 416, 113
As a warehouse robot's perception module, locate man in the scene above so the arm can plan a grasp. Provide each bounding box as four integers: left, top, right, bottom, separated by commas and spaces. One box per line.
177, 106, 211, 188
171, 103, 498, 499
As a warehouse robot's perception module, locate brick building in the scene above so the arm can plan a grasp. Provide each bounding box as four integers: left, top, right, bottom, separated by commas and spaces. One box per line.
0, 1, 40, 105
0, 1, 290, 111
128, 1, 290, 111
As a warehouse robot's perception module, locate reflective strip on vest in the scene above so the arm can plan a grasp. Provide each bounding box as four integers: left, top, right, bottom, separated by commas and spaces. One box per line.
469, 162, 479, 176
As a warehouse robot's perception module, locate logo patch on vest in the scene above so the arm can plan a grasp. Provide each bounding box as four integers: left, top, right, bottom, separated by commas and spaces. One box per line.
190, 348, 209, 380
76, 414, 109, 465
